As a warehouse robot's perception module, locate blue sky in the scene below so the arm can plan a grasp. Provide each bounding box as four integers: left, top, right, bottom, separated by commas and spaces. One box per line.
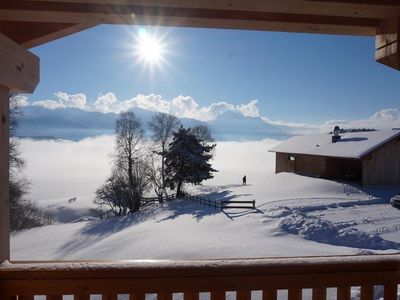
29, 24, 400, 124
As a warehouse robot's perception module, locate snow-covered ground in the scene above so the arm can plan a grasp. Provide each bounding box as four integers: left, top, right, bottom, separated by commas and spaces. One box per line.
12, 136, 400, 261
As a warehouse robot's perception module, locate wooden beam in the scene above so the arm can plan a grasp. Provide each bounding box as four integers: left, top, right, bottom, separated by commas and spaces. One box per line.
0, 21, 78, 47
18, 0, 400, 19
21, 23, 98, 49
375, 17, 400, 70
0, 9, 378, 36
0, 85, 10, 263
0, 6, 379, 27
305, 0, 400, 7
0, 33, 39, 92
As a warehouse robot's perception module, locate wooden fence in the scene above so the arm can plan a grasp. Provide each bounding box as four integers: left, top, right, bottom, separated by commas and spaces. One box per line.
185, 193, 222, 209
1, 254, 399, 299
140, 195, 175, 209
185, 194, 256, 210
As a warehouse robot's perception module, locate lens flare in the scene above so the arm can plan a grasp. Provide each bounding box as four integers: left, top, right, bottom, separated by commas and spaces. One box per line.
134, 29, 165, 67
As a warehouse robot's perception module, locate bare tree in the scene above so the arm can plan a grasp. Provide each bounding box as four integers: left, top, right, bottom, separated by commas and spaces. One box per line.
9, 95, 53, 230
95, 168, 129, 217
148, 113, 180, 202
114, 111, 145, 212
146, 151, 164, 200
191, 125, 214, 145
9, 96, 25, 171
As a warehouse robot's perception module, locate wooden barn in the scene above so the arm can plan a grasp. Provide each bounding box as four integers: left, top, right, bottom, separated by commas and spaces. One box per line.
270, 129, 400, 185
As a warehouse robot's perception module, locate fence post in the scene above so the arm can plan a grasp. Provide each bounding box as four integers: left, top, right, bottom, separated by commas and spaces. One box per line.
253, 199, 255, 209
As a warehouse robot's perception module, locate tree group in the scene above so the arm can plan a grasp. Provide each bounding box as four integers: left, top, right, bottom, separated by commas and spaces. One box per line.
9, 96, 53, 231
95, 111, 217, 217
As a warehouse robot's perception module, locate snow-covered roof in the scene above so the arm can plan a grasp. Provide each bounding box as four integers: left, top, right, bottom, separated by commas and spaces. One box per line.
269, 129, 400, 159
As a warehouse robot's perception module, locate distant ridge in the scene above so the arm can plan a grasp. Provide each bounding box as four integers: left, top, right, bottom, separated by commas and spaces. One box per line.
17, 106, 294, 141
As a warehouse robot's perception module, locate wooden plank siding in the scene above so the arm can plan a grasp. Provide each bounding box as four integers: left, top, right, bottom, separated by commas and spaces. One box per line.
362, 136, 400, 185
276, 153, 326, 178
276, 153, 362, 183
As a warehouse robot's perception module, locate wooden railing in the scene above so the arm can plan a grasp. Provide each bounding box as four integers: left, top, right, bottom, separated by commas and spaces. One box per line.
186, 194, 256, 210
141, 195, 175, 209
186, 193, 222, 209
1, 254, 399, 299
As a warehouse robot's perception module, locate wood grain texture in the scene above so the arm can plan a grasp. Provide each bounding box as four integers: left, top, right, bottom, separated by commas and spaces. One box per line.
337, 286, 351, 300
312, 287, 326, 300
383, 283, 398, 299
262, 289, 277, 300
360, 285, 374, 300
0, 0, 391, 49
102, 294, 118, 300
0, 33, 39, 92
375, 17, 400, 70
158, 292, 173, 300
184, 292, 199, 300
236, 290, 251, 300
0, 86, 10, 263
0, 255, 399, 295
48, 296, 63, 300
288, 288, 302, 300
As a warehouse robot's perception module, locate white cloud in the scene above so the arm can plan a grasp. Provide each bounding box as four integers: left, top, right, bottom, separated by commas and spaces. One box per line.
170, 95, 199, 118
32, 92, 87, 110
93, 92, 119, 113
77, 92, 262, 121
321, 108, 400, 132
23, 91, 400, 135
370, 108, 400, 122
237, 100, 260, 117
125, 94, 170, 114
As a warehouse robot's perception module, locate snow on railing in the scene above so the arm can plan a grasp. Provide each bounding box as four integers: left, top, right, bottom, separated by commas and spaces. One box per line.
1, 254, 399, 299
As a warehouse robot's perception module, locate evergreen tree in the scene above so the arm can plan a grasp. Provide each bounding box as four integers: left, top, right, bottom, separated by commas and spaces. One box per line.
165, 127, 217, 198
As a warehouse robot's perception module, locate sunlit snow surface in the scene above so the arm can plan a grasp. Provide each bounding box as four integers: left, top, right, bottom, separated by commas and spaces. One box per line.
12, 136, 400, 262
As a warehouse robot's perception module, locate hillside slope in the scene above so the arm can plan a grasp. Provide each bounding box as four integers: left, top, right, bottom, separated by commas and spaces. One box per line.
11, 173, 400, 260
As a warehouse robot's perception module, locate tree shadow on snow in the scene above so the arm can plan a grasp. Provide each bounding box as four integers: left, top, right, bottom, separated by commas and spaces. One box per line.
157, 190, 248, 222
223, 208, 264, 220
54, 205, 163, 258
55, 189, 256, 258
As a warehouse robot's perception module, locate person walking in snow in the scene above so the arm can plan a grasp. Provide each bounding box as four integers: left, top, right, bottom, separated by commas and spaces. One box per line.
242, 175, 247, 186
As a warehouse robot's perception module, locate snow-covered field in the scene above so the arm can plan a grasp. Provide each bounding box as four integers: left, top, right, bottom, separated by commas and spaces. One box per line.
12, 135, 400, 261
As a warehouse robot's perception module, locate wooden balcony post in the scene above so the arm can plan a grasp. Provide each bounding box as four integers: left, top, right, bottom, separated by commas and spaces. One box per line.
262, 289, 277, 300
312, 287, 326, 300
376, 17, 400, 70
360, 285, 374, 300
0, 85, 10, 262
0, 33, 39, 263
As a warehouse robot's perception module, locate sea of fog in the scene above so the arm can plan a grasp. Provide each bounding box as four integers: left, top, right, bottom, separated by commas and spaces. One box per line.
19, 136, 279, 203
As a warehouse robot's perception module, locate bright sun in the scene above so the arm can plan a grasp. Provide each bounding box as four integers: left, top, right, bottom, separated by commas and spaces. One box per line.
134, 29, 165, 67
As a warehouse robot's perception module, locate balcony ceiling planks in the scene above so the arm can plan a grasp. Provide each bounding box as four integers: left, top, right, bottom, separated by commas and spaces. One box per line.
0, 0, 399, 68
0, 0, 399, 48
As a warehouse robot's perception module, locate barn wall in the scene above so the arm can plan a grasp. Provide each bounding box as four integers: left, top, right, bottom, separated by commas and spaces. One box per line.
276, 153, 294, 173
275, 153, 324, 177
294, 154, 325, 177
325, 157, 362, 181
275, 153, 363, 181
362, 137, 400, 185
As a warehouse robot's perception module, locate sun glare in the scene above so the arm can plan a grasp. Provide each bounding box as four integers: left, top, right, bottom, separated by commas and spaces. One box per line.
134, 29, 166, 67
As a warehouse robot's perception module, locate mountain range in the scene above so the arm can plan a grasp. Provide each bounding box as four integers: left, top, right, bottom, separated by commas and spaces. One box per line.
17, 106, 292, 141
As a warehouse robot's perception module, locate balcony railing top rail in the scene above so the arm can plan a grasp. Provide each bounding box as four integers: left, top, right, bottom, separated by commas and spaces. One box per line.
1, 254, 399, 298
